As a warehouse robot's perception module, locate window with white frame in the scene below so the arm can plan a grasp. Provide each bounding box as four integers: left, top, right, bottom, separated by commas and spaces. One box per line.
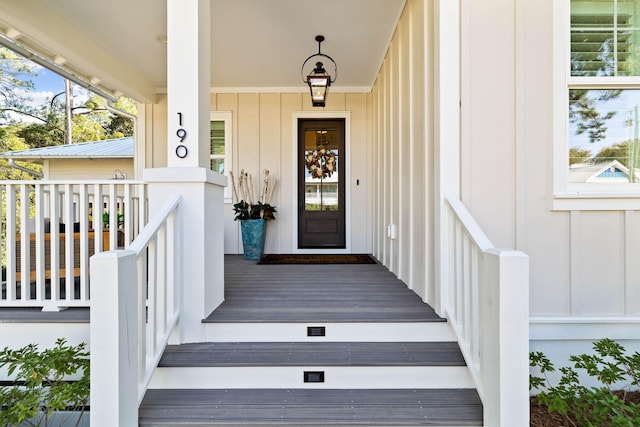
554, 0, 640, 207
210, 111, 233, 202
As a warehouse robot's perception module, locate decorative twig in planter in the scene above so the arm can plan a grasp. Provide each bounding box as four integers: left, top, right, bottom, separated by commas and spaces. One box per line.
229, 169, 277, 221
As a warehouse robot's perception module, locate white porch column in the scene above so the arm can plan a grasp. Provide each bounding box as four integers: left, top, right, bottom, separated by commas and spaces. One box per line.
151, 0, 225, 343
167, 0, 211, 168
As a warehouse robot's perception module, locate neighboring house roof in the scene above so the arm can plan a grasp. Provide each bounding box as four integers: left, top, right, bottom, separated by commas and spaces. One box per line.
0, 137, 134, 161
569, 159, 636, 183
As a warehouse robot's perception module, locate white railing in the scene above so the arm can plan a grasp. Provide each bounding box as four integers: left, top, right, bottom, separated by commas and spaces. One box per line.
443, 192, 529, 426
0, 180, 147, 310
90, 194, 181, 426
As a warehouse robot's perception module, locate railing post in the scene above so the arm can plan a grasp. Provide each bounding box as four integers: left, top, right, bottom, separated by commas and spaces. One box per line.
144, 168, 226, 343
480, 249, 529, 427
90, 250, 139, 427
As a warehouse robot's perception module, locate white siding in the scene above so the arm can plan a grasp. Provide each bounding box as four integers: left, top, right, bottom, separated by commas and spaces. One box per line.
371, 0, 433, 301
47, 159, 134, 180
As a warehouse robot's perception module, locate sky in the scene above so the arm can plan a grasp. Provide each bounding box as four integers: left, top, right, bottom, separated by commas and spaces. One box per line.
11, 60, 91, 123
569, 89, 640, 155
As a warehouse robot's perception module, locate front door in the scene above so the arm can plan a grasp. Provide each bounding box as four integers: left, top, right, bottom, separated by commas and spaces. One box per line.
298, 118, 345, 248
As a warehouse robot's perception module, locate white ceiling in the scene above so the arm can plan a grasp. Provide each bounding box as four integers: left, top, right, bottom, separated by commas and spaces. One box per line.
0, 0, 406, 101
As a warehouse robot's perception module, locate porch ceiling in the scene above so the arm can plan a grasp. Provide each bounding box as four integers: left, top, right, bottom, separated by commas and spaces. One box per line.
0, 0, 406, 102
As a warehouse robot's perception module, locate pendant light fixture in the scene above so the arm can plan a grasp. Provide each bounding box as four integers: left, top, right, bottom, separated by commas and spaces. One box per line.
301, 35, 337, 107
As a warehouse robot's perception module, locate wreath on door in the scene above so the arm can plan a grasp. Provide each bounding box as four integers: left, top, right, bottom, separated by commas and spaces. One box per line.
305, 148, 337, 179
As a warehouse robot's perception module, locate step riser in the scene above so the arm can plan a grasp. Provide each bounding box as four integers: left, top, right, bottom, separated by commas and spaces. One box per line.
200, 322, 456, 342
148, 366, 475, 389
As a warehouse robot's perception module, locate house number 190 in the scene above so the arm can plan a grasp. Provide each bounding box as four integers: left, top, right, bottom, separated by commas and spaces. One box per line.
175, 112, 188, 158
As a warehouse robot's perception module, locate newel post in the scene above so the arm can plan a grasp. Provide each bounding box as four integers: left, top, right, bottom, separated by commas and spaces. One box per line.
480, 248, 529, 426
89, 250, 139, 426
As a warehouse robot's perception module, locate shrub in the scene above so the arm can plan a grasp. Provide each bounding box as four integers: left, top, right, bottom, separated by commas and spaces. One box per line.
0, 338, 89, 427
530, 338, 640, 426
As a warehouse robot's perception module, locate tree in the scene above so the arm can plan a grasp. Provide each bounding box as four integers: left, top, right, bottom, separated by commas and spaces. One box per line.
0, 126, 42, 179
593, 141, 630, 166
0, 47, 37, 124
569, 89, 621, 144
568, 147, 592, 165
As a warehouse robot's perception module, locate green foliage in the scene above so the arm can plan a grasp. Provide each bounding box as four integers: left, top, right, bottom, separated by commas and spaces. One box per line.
569, 147, 593, 165
16, 121, 64, 148
0, 338, 89, 427
530, 339, 640, 426
233, 201, 277, 221
0, 127, 42, 179
594, 140, 634, 166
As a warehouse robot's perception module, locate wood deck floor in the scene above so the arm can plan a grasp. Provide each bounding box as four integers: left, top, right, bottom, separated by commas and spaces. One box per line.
139, 389, 483, 426
159, 341, 466, 367
204, 255, 443, 323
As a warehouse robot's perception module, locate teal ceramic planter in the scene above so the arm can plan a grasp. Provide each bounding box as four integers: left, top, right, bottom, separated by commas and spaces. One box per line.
240, 219, 267, 260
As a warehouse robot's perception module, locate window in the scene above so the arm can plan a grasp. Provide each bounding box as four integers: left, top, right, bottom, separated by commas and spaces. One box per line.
554, 0, 640, 209
210, 111, 233, 202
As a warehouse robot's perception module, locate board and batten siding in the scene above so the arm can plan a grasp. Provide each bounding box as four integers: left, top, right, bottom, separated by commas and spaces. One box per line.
212, 92, 373, 256
371, 0, 433, 302
513, 0, 640, 320
457, 0, 640, 364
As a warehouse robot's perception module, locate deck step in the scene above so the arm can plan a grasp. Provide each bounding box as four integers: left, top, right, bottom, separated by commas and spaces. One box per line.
138, 388, 483, 426
159, 342, 466, 367
148, 342, 476, 389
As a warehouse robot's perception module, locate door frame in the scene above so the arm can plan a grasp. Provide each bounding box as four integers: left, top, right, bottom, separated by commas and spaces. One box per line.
291, 111, 351, 254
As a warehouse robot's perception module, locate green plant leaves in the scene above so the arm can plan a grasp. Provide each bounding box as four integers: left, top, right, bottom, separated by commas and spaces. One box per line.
0, 338, 89, 426
530, 338, 640, 426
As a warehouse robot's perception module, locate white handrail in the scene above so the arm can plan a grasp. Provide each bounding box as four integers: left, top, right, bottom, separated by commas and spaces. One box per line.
443, 191, 529, 426
444, 192, 494, 251
89, 194, 181, 426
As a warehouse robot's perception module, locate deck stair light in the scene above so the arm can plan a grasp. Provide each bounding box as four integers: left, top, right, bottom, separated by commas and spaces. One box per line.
301, 35, 337, 107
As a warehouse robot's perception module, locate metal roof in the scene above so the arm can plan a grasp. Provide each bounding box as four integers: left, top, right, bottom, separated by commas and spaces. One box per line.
0, 137, 134, 160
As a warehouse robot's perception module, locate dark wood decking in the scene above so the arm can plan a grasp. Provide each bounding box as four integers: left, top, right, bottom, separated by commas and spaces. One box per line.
0, 307, 89, 323
139, 389, 483, 426
159, 342, 466, 367
204, 255, 444, 323
141, 255, 482, 426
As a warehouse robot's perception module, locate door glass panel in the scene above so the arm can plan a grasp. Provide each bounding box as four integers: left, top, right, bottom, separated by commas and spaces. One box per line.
303, 127, 339, 211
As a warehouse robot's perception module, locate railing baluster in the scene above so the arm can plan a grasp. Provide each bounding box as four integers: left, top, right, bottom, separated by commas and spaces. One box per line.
49, 183, 60, 302
19, 184, 31, 301
124, 184, 133, 248
64, 184, 74, 302
93, 184, 104, 251
147, 238, 158, 358
6, 184, 16, 301
137, 252, 147, 387
157, 225, 167, 337
79, 184, 90, 300
108, 184, 118, 250
35, 185, 46, 299
138, 184, 147, 238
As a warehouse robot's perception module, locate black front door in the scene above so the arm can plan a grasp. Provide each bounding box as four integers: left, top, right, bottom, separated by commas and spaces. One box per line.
298, 118, 346, 248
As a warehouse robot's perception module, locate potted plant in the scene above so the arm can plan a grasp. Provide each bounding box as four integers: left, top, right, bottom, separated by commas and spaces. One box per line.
230, 169, 277, 260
